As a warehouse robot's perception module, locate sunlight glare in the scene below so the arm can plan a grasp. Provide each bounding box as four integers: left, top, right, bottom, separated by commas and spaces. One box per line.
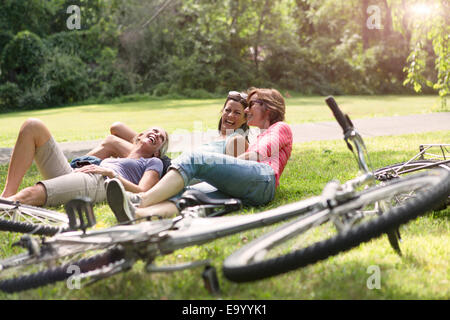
410, 3, 434, 17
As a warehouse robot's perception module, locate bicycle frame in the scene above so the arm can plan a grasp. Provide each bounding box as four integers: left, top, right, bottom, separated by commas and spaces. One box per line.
24, 103, 378, 283
374, 144, 450, 181
398, 144, 450, 174
0, 97, 420, 293
418, 144, 449, 160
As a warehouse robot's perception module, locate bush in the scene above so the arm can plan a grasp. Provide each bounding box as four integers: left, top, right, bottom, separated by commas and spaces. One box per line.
18, 86, 46, 110
0, 82, 22, 111
181, 88, 215, 99
0, 31, 46, 87
45, 30, 106, 63
152, 82, 171, 97
40, 51, 91, 106
91, 47, 132, 99
0, 31, 13, 60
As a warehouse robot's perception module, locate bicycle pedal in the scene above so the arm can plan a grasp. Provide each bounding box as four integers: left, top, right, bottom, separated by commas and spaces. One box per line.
202, 266, 220, 295
65, 197, 96, 232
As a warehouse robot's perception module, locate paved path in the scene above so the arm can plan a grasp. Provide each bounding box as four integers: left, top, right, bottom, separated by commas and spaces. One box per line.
0, 113, 449, 165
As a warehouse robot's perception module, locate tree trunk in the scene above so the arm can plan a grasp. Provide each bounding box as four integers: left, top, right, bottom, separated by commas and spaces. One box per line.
401, 0, 411, 45
382, 0, 393, 39
253, 0, 271, 74
362, 0, 369, 50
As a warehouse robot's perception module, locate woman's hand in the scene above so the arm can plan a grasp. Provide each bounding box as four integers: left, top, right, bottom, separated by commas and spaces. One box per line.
74, 165, 115, 178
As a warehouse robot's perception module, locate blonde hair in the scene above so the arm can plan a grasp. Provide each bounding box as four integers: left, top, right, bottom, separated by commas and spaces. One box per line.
247, 87, 286, 124
159, 131, 169, 157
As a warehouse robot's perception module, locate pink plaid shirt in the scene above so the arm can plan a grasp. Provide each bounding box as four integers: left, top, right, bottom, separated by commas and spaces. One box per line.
248, 122, 293, 187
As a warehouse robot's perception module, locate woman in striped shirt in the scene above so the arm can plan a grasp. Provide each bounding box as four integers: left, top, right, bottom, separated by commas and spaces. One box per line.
107, 88, 293, 221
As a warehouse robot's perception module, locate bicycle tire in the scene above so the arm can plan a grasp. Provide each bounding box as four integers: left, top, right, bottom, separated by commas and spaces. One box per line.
0, 218, 67, 236
374, 159, 450, 181
0, 199, 69, 236
0, 246, 124, 293
223, 169, 450, 282
0, 219, 174, 293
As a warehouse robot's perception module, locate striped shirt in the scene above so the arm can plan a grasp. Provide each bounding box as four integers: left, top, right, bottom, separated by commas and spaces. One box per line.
247, 122, 293, 187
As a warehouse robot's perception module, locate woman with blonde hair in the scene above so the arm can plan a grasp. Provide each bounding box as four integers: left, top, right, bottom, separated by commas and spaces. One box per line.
1, 119, 169, 207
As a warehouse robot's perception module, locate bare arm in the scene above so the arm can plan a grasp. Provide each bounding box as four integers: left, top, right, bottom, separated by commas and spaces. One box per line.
110, 122, 138, 143
225, 135, 249, 157
86, 135, 134, 159
118, 170, 160, 193
74, 165, 160, 193
237, 151, 260, 161
86, 122, 138, 159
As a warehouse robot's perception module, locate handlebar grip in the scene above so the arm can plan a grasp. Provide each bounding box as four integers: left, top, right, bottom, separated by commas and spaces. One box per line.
325, 96, 352, 133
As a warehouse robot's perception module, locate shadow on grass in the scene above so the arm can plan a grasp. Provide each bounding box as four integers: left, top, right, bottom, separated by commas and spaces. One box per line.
220, 254, 440, 300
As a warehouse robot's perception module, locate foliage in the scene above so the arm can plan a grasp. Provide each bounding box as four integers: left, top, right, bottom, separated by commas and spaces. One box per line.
39, 50, 91, 106
45, 30, 106, 63
0, 31, 13, 58
91, 47, 133, 99
0, 0, 58, 37
0, 82, 22, 111
401, 0, 449, 109
0, 0, 448, 112
0, 31, 46, 88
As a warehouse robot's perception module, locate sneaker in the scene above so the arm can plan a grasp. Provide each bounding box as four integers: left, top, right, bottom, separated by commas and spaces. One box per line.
126, 191, 142, 206
106, 178, 136, 222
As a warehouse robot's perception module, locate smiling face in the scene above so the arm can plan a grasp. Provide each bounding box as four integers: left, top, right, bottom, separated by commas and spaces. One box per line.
220, 100, 247, 135
135, 127, 168, 157
245, 94, 271, 129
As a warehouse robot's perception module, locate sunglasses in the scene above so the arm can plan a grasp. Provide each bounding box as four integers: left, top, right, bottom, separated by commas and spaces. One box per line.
248, 99, 266, 110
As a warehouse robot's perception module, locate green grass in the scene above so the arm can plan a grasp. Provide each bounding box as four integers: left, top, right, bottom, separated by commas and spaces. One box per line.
0, 94, 442, 147
0, 130, 449, 299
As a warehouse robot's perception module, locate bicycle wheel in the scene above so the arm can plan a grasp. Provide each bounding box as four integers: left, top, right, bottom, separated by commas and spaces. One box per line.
0, 220, 172, 293
0, 199, 69, 236
223, 169, 450, 282
374, 160, 450, 181
0, 245, 125, 293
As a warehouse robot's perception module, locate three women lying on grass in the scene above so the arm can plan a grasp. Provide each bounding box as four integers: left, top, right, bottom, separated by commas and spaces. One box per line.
1, 88, 292, 221
0, 90, 250, 207
107, 87, 293, 222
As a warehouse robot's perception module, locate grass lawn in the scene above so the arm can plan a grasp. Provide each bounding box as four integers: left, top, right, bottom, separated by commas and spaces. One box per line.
0, 94, 443, 148
0, 129, 448, 300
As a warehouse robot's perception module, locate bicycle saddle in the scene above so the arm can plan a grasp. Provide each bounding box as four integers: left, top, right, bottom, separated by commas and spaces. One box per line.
177, 189, 242, 214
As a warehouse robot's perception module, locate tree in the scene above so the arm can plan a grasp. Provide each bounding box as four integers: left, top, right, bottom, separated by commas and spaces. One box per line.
1, 31, 46, 88
402, 0, 449, 109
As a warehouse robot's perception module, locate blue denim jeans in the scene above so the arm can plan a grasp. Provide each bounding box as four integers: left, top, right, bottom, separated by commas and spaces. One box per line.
170, 151, 276, 206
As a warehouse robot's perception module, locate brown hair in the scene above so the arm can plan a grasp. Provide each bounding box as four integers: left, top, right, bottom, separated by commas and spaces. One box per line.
218, 91, 250, 139
247, 87, 286, 125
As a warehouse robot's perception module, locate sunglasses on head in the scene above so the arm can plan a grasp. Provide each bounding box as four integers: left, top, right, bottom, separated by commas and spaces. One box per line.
228, 91, 248, 100
228, 91, 248, 108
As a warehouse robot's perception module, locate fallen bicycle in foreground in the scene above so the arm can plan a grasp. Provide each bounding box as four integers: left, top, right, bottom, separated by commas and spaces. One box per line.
0, 97, 448, 294
222, 97, 450, 283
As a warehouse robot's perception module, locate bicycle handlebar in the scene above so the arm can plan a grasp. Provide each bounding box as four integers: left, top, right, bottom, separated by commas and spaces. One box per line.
325, 96, 352, 133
